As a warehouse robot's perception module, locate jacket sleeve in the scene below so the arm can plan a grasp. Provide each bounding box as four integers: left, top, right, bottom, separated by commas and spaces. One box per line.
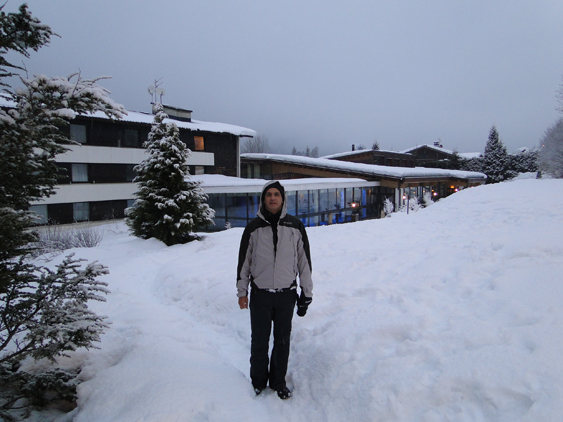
296, 224, 313, 298
236, 226, 252, 297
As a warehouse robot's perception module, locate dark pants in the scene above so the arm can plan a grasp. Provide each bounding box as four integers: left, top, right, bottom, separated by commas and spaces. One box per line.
249, 287, 297, 390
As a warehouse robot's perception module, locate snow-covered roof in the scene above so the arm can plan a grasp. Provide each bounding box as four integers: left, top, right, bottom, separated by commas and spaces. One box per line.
191, 174, 379, 194
0, 96, 256, 137
88, 109, 256, 137
401, 144, 455, 155
321, 149, 412, 159
459, 152, 483, 159
241, 153, 487, 181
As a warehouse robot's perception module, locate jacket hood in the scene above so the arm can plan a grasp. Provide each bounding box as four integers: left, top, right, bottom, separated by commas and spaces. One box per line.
257, 180, 288, 221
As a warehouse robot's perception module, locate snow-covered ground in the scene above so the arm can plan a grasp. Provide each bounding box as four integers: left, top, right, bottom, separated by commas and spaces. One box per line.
40, 177, 562, 422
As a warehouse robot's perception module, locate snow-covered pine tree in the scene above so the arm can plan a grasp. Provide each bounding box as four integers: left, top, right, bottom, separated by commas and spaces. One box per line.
0, 4, 125, 417
538, 118, 563, 178
460, 156, 483, 173
1, 255, 110, 420
126, 104, 215, 245
482, 125, 514, 183
509, 148, 539, 174
0, 4, 53, 85
448, 150, 463, 170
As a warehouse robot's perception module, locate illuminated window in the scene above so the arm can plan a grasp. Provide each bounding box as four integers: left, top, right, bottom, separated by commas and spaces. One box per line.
194, 136, 204, 151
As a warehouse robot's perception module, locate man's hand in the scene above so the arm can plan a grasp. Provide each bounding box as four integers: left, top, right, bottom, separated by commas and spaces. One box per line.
238, 296, 248, 309
296, 292, 312, 317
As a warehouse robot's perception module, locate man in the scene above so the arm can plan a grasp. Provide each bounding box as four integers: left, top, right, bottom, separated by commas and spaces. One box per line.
237, 180, 313, 400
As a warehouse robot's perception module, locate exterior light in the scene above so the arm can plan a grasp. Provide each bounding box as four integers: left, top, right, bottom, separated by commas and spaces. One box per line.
433, 192, 438, 196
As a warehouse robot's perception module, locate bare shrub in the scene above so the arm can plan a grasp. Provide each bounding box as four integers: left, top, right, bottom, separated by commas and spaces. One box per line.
32, 225, 104, 260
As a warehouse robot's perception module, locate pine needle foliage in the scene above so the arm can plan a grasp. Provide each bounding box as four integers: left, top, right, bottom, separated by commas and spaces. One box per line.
126, 104, 215, 245
482, 125, 515, 184
0, 4, 123, 418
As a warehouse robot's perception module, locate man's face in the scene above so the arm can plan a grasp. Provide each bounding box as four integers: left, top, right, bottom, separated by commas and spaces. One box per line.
264, 187, 283, 214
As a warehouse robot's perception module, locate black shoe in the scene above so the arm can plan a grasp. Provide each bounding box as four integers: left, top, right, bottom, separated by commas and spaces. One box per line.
253, 386, 264, 396
276, 386, 292, 400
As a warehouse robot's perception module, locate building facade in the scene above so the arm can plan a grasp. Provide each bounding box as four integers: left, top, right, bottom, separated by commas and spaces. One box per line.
323, 149, 416, 168
28, 105, 255, 224
194, 175, 380, 230
241, 153, 487, 219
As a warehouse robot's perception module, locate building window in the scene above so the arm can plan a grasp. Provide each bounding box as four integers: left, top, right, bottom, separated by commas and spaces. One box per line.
194, 166, 205, 175
29, 204, 48, 225
73, 202, 89, 221
194, 136, 204, 151
71, 163, 88, 182
125, 164, 137, 182
70, 124, 87, 144
124, 128, 140, 147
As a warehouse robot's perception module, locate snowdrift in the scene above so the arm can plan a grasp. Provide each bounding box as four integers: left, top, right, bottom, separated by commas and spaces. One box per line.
39, 178, 562, 422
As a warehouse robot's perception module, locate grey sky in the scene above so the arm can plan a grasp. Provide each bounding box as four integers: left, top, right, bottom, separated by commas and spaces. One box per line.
7, 0, 563, 155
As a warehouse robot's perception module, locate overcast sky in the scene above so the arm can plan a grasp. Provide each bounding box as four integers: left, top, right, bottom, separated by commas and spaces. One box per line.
6, 0, 563, 155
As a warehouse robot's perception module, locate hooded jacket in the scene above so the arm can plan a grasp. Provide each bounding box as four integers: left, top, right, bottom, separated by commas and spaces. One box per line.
236, 181, 313, 298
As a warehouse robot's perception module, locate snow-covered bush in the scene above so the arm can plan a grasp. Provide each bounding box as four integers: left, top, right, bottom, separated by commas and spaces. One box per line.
421, 192, 435, 208
398, 196, 422, 214
408, 196, 421, 213
383, 198, 394, 217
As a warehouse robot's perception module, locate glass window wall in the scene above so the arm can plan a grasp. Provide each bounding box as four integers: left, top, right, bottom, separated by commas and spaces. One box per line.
200, 184, 380, 231
286, 191, 297, 216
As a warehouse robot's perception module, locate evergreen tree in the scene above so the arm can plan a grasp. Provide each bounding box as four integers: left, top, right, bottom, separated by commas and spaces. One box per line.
509, 148, 539, 174
482, 126, 514, 183
538, 118, 563, 178
126, 105, 215, 245
448, 150, 462, 170
0, 4, 53, 85
461, 156, 484, 173
0, 5, 124, 417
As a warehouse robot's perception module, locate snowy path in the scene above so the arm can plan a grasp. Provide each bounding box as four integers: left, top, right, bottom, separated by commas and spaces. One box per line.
44, 178, 563, 422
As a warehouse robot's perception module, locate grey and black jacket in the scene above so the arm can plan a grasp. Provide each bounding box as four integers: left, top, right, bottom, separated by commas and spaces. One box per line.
236, 181, 313, 298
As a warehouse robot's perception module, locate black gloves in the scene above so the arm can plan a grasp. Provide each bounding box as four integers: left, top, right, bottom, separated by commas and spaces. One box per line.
296, 291, 312, 317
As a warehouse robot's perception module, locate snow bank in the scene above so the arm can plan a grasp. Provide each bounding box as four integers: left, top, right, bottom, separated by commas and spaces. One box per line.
38, 178, 562, 422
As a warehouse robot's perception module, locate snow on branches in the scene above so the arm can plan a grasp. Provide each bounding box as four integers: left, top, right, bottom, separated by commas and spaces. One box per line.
0, 72, 126, 210
538, 118, 563, 178
126, 104, 215, 245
